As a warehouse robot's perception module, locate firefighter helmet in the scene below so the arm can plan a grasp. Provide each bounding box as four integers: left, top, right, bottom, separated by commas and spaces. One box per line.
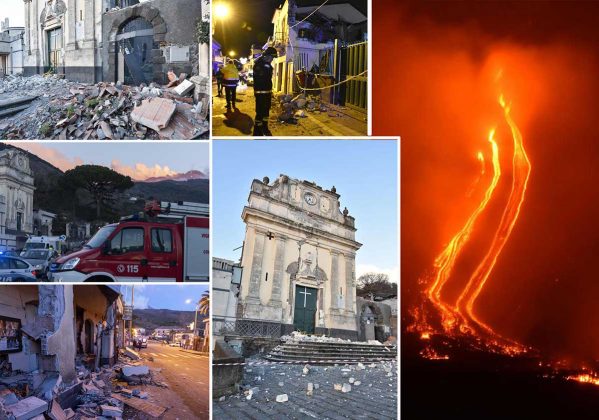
263, 47, 278, 58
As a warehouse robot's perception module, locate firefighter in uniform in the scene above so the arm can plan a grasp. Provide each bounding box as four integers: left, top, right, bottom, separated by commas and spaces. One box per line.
222, 59, 240, 111
253, 47, 278, 136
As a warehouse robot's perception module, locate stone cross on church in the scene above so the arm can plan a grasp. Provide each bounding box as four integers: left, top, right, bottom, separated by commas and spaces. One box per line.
238, 175, 362, 340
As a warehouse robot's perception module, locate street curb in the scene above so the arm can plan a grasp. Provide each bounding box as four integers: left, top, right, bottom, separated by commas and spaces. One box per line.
180, 349, 209, 356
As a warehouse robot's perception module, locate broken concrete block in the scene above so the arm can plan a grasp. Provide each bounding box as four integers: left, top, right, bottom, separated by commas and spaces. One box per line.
357, 362, 365, 370
173, 79, 194, 96
349, 377, 355, 384
275, 394, 288, 403
100, 404, 123, 417
122, 348, 140, 360
48, 399, 67, 420
354, 381, 361, 386
122, 365, 150, 377
342, 383, 352, 393
302, 365, 309, 375
334, 383, 342, 391
63, 408, 75, 419
6, 396, 48, 420
130, 98, 176, 132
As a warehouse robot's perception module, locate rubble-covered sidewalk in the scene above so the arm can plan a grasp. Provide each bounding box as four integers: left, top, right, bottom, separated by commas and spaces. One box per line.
0, 347, 196, 420
212, 83, 367, 137
213, 357, 398, 419
0, 73, 210, 140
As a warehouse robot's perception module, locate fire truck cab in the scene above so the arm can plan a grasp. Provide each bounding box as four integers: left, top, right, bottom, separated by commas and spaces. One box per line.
49, 202, 209, 282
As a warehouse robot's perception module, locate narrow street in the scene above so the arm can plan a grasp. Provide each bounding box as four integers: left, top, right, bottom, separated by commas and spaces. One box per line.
133, 342, 209, 419
212, 82, 368, 137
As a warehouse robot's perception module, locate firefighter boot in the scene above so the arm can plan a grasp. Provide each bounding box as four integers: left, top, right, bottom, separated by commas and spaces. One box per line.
262, 121, 273, 136
253, 120, 264, 136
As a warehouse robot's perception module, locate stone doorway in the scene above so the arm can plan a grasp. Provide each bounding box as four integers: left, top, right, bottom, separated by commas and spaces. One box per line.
293, 285, 317, 333
84, 319, 94, 354
116, 17, 155, 85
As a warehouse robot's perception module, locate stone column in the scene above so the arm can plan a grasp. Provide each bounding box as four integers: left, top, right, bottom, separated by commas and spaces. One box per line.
330, 251, 339, 310
24, 1, 31, 55
345, 254, 355, 312
66, 0, 76, 45
246, 231, 266, 302
83, 0, 94, 41
269, 235, 286, 306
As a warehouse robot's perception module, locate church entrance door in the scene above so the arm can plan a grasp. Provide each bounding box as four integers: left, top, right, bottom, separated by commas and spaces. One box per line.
116, 17, 155, 85
293, 285, 317, 333
47, 27, 62, 71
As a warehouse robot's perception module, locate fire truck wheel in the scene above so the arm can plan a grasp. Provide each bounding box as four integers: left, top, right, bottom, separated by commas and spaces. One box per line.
84, 276, 114, 283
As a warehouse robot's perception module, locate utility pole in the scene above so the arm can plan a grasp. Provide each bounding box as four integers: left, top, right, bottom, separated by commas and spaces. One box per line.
129, 285, 134, 346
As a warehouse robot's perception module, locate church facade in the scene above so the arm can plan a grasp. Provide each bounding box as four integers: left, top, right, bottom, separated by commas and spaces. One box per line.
238, 175, 362, 340
22, 0, 203, 84
0, 150, 35, 249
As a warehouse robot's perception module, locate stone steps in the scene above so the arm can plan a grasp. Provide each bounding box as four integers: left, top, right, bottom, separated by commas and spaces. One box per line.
265, 340, 397, 364
0, 96, 38, 118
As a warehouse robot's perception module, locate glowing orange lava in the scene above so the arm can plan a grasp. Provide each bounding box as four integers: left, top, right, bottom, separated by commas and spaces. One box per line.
415, 93, 531, 357
425, 129, 501, 331
567, 373, 599, 386
456, 95, 531, 338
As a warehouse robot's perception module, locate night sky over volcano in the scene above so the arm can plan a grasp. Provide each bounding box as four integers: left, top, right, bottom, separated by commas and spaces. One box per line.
374, 1, 599, 362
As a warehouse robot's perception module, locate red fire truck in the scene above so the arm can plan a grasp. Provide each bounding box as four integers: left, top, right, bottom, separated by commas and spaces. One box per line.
49, 202, 209, 282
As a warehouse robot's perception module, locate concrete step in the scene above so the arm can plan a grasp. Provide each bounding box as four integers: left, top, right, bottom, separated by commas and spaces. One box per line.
273, 349, 395, 358
0, 95, 38, 118
264, 353, 396, 364
281, 340, 392, 349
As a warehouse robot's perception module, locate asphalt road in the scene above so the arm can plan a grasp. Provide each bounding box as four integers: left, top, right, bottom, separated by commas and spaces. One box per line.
138, 342, 209, 419
211, 83, 367, 137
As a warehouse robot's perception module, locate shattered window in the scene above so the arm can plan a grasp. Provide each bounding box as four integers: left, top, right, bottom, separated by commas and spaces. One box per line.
151, 228, 173, 253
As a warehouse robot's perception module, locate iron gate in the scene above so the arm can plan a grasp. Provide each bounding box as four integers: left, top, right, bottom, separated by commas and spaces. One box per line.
343, 41, 368, 112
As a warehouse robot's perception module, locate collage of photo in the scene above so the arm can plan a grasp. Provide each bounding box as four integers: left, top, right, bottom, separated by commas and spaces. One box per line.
3, 0, 599, 419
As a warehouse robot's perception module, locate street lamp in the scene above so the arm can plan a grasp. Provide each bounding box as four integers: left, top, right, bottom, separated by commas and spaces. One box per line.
214, 3, 230, 19
229, 50, 236, 57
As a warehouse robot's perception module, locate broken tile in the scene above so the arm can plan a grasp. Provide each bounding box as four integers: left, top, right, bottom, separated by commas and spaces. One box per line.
130, 98, 176, 132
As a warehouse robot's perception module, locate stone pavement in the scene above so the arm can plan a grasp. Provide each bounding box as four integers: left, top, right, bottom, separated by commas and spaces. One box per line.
213, 357, 398, 419
211, 82, 368, 137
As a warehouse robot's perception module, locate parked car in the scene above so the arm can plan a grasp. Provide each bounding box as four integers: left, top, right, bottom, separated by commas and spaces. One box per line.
0, 256, 39, 280
21, 249, 57, 279
0, 271, 38, 282
139, 336, 148, 348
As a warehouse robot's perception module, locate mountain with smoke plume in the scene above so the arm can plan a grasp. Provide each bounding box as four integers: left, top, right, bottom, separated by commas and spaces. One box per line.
143, 170, 207, 183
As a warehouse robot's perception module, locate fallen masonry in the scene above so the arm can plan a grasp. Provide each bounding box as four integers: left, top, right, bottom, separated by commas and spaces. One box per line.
0, 74, 210, 139
0, 350, 169, 420
214, 355, 399, 419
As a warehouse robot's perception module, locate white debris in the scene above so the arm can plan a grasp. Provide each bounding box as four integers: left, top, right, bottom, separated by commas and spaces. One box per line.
276, 394, 288, 403
303, 365, 310, 375
357, 363, 365, 370
342, 384, 352, 393
354, 381, 361, 386
349, 377, 355, 384
334, 383, 343, 391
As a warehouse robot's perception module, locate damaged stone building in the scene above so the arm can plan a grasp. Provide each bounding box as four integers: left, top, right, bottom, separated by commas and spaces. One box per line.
269, 0, 368, 108
234, 175, 363, 340
0, 19, 25, 76
0, 285, 123, 391
23, 0, 203, 84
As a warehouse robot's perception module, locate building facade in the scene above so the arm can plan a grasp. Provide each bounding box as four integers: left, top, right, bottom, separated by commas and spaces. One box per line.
0, 150, 35, 250
237, 174, 362, 340
269, 0, 367, 96
23, 0, 202, 84
0, 19, 25, 76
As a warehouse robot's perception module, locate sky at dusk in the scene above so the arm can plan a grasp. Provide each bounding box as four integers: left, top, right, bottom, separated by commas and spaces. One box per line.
212, 140, 399, 283
120, 284, 209, 310
10, 142, 209, 181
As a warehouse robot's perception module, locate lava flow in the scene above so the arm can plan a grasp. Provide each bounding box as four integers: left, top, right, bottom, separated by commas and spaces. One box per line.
414, 93, 531, 357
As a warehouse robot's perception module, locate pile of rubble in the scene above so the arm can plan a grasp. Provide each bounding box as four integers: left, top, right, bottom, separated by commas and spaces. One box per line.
0, 72, 209, 140
280, 331, 385, 345
276, 93, 348, 125
0, 348, 168, 420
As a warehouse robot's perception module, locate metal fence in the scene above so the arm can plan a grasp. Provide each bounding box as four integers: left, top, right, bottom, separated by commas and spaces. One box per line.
213, 317, 282, 338
344, 41, 368, 111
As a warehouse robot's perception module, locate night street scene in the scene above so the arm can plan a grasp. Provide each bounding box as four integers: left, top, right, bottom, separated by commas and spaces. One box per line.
0, 284, 209, 419
0, 142, 209, 283
0, 0, 211, 139
212, 0, 368, 137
